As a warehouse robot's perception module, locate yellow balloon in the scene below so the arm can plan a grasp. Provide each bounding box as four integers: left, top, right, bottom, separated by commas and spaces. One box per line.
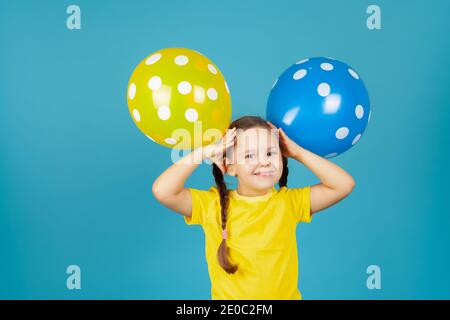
127, 48, 232, 149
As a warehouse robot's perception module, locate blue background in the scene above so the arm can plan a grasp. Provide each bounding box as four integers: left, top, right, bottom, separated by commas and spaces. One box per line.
1, 0, 449, 299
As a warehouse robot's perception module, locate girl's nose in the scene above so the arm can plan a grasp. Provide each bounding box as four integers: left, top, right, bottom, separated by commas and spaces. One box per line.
258, 156, 271, 166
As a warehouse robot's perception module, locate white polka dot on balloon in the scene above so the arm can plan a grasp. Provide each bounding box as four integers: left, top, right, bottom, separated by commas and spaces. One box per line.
207, 88, 218, 100
320, 63, 334, 71
157, 105, 171, 120
132, 109, 140, 122
145, 53, 161, 65
148, 76, 162, 91
178, 81, 192, 95
293, 69, 307, 80
185, 108, 198, 122
348, 68, 359, 79
325, 152, 338, 158
128, 83, 136, 100
208, 64, 217, 75
335, 127, 349, 139
174, 55, 189, 66
165, 138, 177, 145
355, 105, 364, 119
352, 134, 361, 145
318, 83, 331, 97
296, 59, 309, 64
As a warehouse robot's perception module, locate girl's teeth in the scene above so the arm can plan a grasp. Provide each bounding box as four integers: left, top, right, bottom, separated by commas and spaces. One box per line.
255, 172, 273, 176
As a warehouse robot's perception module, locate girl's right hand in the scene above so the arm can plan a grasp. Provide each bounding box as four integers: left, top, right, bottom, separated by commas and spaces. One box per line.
202, 127, 237, 174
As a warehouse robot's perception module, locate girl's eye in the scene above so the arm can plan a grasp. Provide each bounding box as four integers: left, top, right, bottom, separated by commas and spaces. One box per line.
245, 154, 255, 159
268, 151, 276, 156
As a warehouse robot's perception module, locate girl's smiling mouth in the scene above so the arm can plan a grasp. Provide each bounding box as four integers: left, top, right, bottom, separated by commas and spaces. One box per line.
253, 170, 275, 177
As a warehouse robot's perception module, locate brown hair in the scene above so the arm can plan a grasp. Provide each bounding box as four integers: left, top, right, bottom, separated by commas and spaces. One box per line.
212, 116, 289, 274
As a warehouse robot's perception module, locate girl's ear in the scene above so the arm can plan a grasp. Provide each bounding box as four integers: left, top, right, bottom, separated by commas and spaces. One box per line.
225, 164, 237, 177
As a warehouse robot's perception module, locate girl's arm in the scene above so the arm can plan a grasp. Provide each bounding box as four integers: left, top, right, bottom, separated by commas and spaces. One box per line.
152, 128, 236, 217
277, 127, 355, 215
152, 147, 203, 217
293, 143, 355, 215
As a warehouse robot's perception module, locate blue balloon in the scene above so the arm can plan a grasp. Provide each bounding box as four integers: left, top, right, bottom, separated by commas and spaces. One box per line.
266, 57, 370, 158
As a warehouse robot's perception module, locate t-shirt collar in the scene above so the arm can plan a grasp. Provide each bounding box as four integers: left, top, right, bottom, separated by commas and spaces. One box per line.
230, 187, 276, 202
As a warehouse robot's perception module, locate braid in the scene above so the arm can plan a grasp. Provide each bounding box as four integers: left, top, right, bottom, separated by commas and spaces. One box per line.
279, 156, 289, 188
209, 116, 288, 274
212, 163, 238, 274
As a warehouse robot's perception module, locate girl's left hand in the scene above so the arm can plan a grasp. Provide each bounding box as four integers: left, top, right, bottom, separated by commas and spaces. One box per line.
267, 122, 301, 159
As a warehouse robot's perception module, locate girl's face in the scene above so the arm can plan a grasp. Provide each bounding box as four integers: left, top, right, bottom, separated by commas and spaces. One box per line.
226, 127, 283, 194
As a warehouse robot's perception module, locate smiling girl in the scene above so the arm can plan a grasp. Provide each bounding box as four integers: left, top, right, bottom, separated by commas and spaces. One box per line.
152, 116, 355, 299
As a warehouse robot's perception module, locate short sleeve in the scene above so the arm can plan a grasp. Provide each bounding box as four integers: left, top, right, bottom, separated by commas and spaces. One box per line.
285, 186, 312, 223
184, 187, 219, 226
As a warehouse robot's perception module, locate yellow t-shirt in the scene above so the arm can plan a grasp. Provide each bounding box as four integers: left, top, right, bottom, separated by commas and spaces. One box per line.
184, 185, 312, 300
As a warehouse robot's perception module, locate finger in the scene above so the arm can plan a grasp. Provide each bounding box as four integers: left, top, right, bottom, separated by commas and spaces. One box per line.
219, 129, 234, 143
266, 121, 277, 129
223, 128, 236, 141
279, 129, 292, 142
224, 139, 236, 149
225, 135, 235, 144
224, 130, 237, 143
223, 127, 235, 137
226, 127, 237, 136
278, 127, 287, 137
266, 121, 280, 136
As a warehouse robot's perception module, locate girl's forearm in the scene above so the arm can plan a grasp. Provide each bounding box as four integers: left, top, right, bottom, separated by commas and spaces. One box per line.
152, 147, 204, 198
292, 145, 355, 190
